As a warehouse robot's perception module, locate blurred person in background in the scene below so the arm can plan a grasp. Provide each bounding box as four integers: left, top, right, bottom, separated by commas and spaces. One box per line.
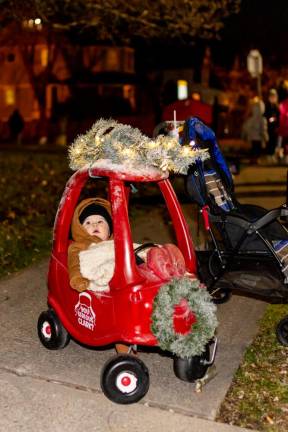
8, 109, 24, 146
241, 97, 268, 164
278, 90, 288, 164
264, 89, 280, 163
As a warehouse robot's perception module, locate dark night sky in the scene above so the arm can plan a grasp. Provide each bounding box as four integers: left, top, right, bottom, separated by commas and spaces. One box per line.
136, 0, 288, 71
216, 0, 288, 67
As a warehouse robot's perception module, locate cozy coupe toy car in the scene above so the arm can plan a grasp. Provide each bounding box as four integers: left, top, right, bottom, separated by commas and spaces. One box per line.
37, 164, 217, 404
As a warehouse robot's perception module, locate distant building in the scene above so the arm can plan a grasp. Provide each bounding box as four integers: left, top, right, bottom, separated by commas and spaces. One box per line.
0, 22, 136, 142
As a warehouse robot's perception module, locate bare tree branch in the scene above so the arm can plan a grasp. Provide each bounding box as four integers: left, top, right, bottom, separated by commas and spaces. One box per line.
1, 0, 241, 42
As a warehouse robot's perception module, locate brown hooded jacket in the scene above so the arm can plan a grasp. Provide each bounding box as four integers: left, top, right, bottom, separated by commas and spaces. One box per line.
68, 197, 113, 292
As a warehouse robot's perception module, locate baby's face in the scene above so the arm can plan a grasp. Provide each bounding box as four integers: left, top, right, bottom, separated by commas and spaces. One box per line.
82, 214, 110, 241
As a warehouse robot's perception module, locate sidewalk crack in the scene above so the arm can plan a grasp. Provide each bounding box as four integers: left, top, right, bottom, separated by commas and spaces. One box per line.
0, 366, 102, 395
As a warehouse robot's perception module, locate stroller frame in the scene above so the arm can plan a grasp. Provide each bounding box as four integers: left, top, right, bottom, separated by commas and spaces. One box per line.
200, 204, 288, 298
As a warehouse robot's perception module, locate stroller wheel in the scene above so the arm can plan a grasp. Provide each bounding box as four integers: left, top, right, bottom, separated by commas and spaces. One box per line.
276, 316, 288, 346
173, 345, 210, 382
210, 287, 231, 304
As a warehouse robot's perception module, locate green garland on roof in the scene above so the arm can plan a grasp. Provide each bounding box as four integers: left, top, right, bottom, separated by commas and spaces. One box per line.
68, 118, 208, 174
151, 277, 218, 359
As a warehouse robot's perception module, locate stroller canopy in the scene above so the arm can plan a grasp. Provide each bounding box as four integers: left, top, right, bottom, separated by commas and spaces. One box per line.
182, 117, 234, 212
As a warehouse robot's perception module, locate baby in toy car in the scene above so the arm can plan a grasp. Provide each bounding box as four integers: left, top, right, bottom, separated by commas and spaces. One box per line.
68, 197, 114, 293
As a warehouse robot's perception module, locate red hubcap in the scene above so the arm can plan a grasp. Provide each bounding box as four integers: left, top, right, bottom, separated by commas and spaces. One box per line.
121, 376, 131, 386
42, 321, 52, 338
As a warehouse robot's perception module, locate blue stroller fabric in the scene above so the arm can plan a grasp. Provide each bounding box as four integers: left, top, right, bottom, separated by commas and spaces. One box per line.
273, 240, 288, 283
182, 117, 235, 213
181, 117, 233, 187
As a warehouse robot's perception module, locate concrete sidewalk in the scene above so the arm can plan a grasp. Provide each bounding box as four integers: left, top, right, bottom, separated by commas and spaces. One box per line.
0, 370, 255, 432
0, 260, 264, 431
234, 164, 287, 203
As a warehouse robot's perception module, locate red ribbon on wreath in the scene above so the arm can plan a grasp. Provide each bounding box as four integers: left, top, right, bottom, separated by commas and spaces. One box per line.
173, 298, 197, 335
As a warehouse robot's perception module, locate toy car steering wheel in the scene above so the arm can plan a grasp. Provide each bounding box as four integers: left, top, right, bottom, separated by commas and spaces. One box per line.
134, 243, 155, 265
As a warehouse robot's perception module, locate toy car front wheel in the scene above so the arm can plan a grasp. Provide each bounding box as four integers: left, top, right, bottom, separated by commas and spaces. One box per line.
276, 316, 288, 346
37, 309, 70, 350
173, 344, 210, 382
100, 355, 149, 404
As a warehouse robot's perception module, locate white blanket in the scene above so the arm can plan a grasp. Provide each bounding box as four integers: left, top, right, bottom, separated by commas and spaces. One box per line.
79, 240, 142, 292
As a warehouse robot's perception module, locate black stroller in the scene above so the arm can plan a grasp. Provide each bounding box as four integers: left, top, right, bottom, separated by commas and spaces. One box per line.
179, 117, 288, 344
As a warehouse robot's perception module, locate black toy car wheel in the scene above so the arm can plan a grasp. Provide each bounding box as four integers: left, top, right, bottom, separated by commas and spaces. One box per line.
100, 355, 149, 404
276, 316, 288, 346
173, 344, 210, 382
37, 309, 70, 350
210, 287, 232, 304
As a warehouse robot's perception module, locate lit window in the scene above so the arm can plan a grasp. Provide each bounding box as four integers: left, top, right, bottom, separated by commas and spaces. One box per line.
106, 49, 119, 71
177, 80, 188, 100
5, 88, 15, 105
41, 48, 48, 67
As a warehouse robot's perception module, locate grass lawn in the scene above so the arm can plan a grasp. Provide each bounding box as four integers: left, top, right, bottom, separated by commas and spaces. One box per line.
218, 303, 288, 431
0, 150, 70, 277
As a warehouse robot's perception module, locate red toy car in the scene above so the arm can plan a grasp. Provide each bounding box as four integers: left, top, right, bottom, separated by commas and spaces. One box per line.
37, 164, 217, 404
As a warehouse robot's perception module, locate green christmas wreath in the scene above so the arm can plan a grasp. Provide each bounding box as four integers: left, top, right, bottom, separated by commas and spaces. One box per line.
151, 277, 218, 359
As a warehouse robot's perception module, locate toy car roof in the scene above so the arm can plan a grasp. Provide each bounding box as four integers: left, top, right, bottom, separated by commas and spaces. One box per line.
81, 160, 169, 182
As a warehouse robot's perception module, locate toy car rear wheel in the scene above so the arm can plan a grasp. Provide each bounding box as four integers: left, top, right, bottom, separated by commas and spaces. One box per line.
210, 287, 231, 304
173, 344, 210, 382
37, 309, 70, 350
276, 316, 288, 346
100, 355, 149, 404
